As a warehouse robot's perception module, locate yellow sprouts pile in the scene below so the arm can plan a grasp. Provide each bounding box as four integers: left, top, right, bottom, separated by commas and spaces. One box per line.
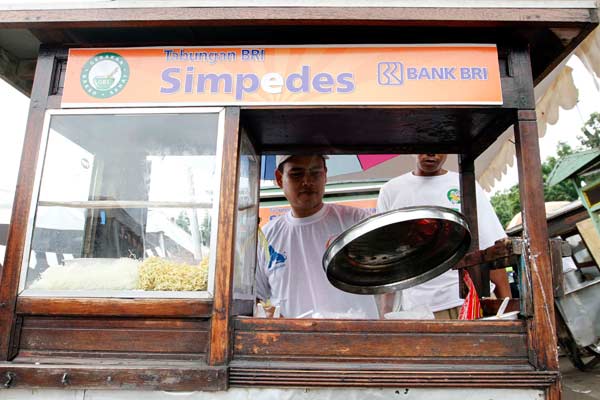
137, 256, 209, 291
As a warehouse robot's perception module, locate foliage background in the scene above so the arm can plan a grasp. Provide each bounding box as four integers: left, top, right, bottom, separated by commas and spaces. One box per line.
491, 112, 600, 228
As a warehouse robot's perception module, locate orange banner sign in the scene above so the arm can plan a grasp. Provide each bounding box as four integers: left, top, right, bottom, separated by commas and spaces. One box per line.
62, 45, 502, 107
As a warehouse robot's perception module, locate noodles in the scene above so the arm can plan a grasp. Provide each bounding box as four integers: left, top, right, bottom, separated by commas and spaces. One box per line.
28, 256, 209, 292
137, 256, 209, 291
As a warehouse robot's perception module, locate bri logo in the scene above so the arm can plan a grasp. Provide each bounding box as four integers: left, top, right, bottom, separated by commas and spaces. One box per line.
377, 61, 490, 87
268, 245, 287, 271
378, 62, 404, 85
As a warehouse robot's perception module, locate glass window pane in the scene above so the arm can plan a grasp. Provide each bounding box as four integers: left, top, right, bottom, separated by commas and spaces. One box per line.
233, 129, 259, 298
23, 111, 221, 297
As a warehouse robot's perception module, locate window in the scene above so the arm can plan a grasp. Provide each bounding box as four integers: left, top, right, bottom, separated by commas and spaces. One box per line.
233, 129, 259, 299
19, 108, 224, 298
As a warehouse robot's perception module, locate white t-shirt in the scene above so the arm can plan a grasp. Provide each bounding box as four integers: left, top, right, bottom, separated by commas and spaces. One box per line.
376, 171, 506, 312
256, 203, 379, 319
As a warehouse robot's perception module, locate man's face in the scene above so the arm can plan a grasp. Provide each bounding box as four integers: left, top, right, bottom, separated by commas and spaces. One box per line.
415, 154, 448, 176
275, 156, 327, 217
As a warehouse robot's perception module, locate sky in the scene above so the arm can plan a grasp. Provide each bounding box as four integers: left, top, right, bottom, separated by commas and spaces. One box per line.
0, 79, 28, 212
0, 54, 599, 215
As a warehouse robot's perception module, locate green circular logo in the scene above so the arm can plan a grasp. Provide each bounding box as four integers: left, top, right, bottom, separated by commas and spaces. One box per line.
80, 52, 129, 98
447, 188, 461, 205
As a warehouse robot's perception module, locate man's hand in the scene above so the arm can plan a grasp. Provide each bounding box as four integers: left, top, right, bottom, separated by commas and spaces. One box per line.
376, 292, 396, 319
490, 268, 511, 299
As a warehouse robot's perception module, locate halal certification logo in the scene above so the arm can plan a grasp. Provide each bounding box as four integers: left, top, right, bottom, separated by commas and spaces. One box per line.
447, 188, 461, 205
80, 52, 129, 98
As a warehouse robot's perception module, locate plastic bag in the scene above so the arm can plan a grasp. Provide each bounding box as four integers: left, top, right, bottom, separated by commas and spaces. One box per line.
459, 271, 483, 320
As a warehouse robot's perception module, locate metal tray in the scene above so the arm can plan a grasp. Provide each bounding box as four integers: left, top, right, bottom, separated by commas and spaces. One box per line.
322, 206, 471, 294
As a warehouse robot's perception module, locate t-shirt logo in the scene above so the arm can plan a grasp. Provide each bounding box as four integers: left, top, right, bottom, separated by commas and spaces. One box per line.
267, 245, 287, 271
447, 188, 461, 205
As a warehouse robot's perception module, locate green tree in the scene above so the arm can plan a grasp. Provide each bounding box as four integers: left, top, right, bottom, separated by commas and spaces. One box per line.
490, 185, 521, 229
491, 142, 579, 228
174, 211, 191, 234
201, 213, 211, 246
578, 112, 600, 149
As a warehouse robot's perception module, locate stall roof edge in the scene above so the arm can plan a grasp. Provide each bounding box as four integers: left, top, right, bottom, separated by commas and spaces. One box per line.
0, 4, 597, 96
547, 148, 600, 187
0, 1, 597, 10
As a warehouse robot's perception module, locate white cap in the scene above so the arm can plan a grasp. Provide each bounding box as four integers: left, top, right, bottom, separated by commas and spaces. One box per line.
275, 155, 329, 170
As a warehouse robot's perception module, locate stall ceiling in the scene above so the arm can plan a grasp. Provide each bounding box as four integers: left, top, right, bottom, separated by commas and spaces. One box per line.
242, 108, 513, 155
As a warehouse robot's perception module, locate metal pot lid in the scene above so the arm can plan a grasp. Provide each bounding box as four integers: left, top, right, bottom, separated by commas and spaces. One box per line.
322, 206, 471, 295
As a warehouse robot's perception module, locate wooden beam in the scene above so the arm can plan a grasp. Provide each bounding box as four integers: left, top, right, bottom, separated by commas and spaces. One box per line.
18, 316, 209, 356
454, 238, 522, 270
0, 363, 227, 390
16, 297, 213, 318
0, 7, 595, 28
208, 107, 241, 366
459, 154, 490, 297
233, 318, 529, 364
0, 46, 56, 361
234, 317, 526, 333
514, 104, 559, 371
534, 19, 598, 85
546, 380, 562, 400
548, 238, 565, 298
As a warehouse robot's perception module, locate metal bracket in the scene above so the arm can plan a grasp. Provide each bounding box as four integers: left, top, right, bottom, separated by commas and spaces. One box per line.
3, 372, 15, 388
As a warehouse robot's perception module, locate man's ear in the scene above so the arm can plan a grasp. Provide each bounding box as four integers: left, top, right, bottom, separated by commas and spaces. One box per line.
275, 169, 283, 188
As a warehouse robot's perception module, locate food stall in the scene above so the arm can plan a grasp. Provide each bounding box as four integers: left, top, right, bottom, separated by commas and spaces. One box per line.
0, 2, 598, 399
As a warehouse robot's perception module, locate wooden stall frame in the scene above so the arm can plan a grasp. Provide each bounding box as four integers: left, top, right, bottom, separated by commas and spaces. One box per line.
0, 47, 57, 361
209, 107, 241, 367
0, 44, 567, 392
0, 4, 596, 394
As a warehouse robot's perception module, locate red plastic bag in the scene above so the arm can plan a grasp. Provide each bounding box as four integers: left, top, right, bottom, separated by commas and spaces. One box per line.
459, 271, 483, 320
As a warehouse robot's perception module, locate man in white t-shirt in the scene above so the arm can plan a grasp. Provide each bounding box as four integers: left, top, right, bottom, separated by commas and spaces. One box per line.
255, 155, 379, 319
377, 154, 511, 319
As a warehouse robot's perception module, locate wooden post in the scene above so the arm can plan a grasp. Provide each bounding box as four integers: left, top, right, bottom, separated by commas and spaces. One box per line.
208, 107, 241, 367
546, 380, 562, 400
0, 47, 57, 360
511, 43, 559, 375
515, 110, 559, 372
458, 154, 489, 297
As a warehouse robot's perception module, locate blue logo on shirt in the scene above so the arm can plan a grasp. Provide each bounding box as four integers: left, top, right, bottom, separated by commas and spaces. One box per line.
268, 245, 287, 271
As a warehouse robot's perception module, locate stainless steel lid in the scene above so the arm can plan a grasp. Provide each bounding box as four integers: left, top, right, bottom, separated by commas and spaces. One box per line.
322, 206, 471, 294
